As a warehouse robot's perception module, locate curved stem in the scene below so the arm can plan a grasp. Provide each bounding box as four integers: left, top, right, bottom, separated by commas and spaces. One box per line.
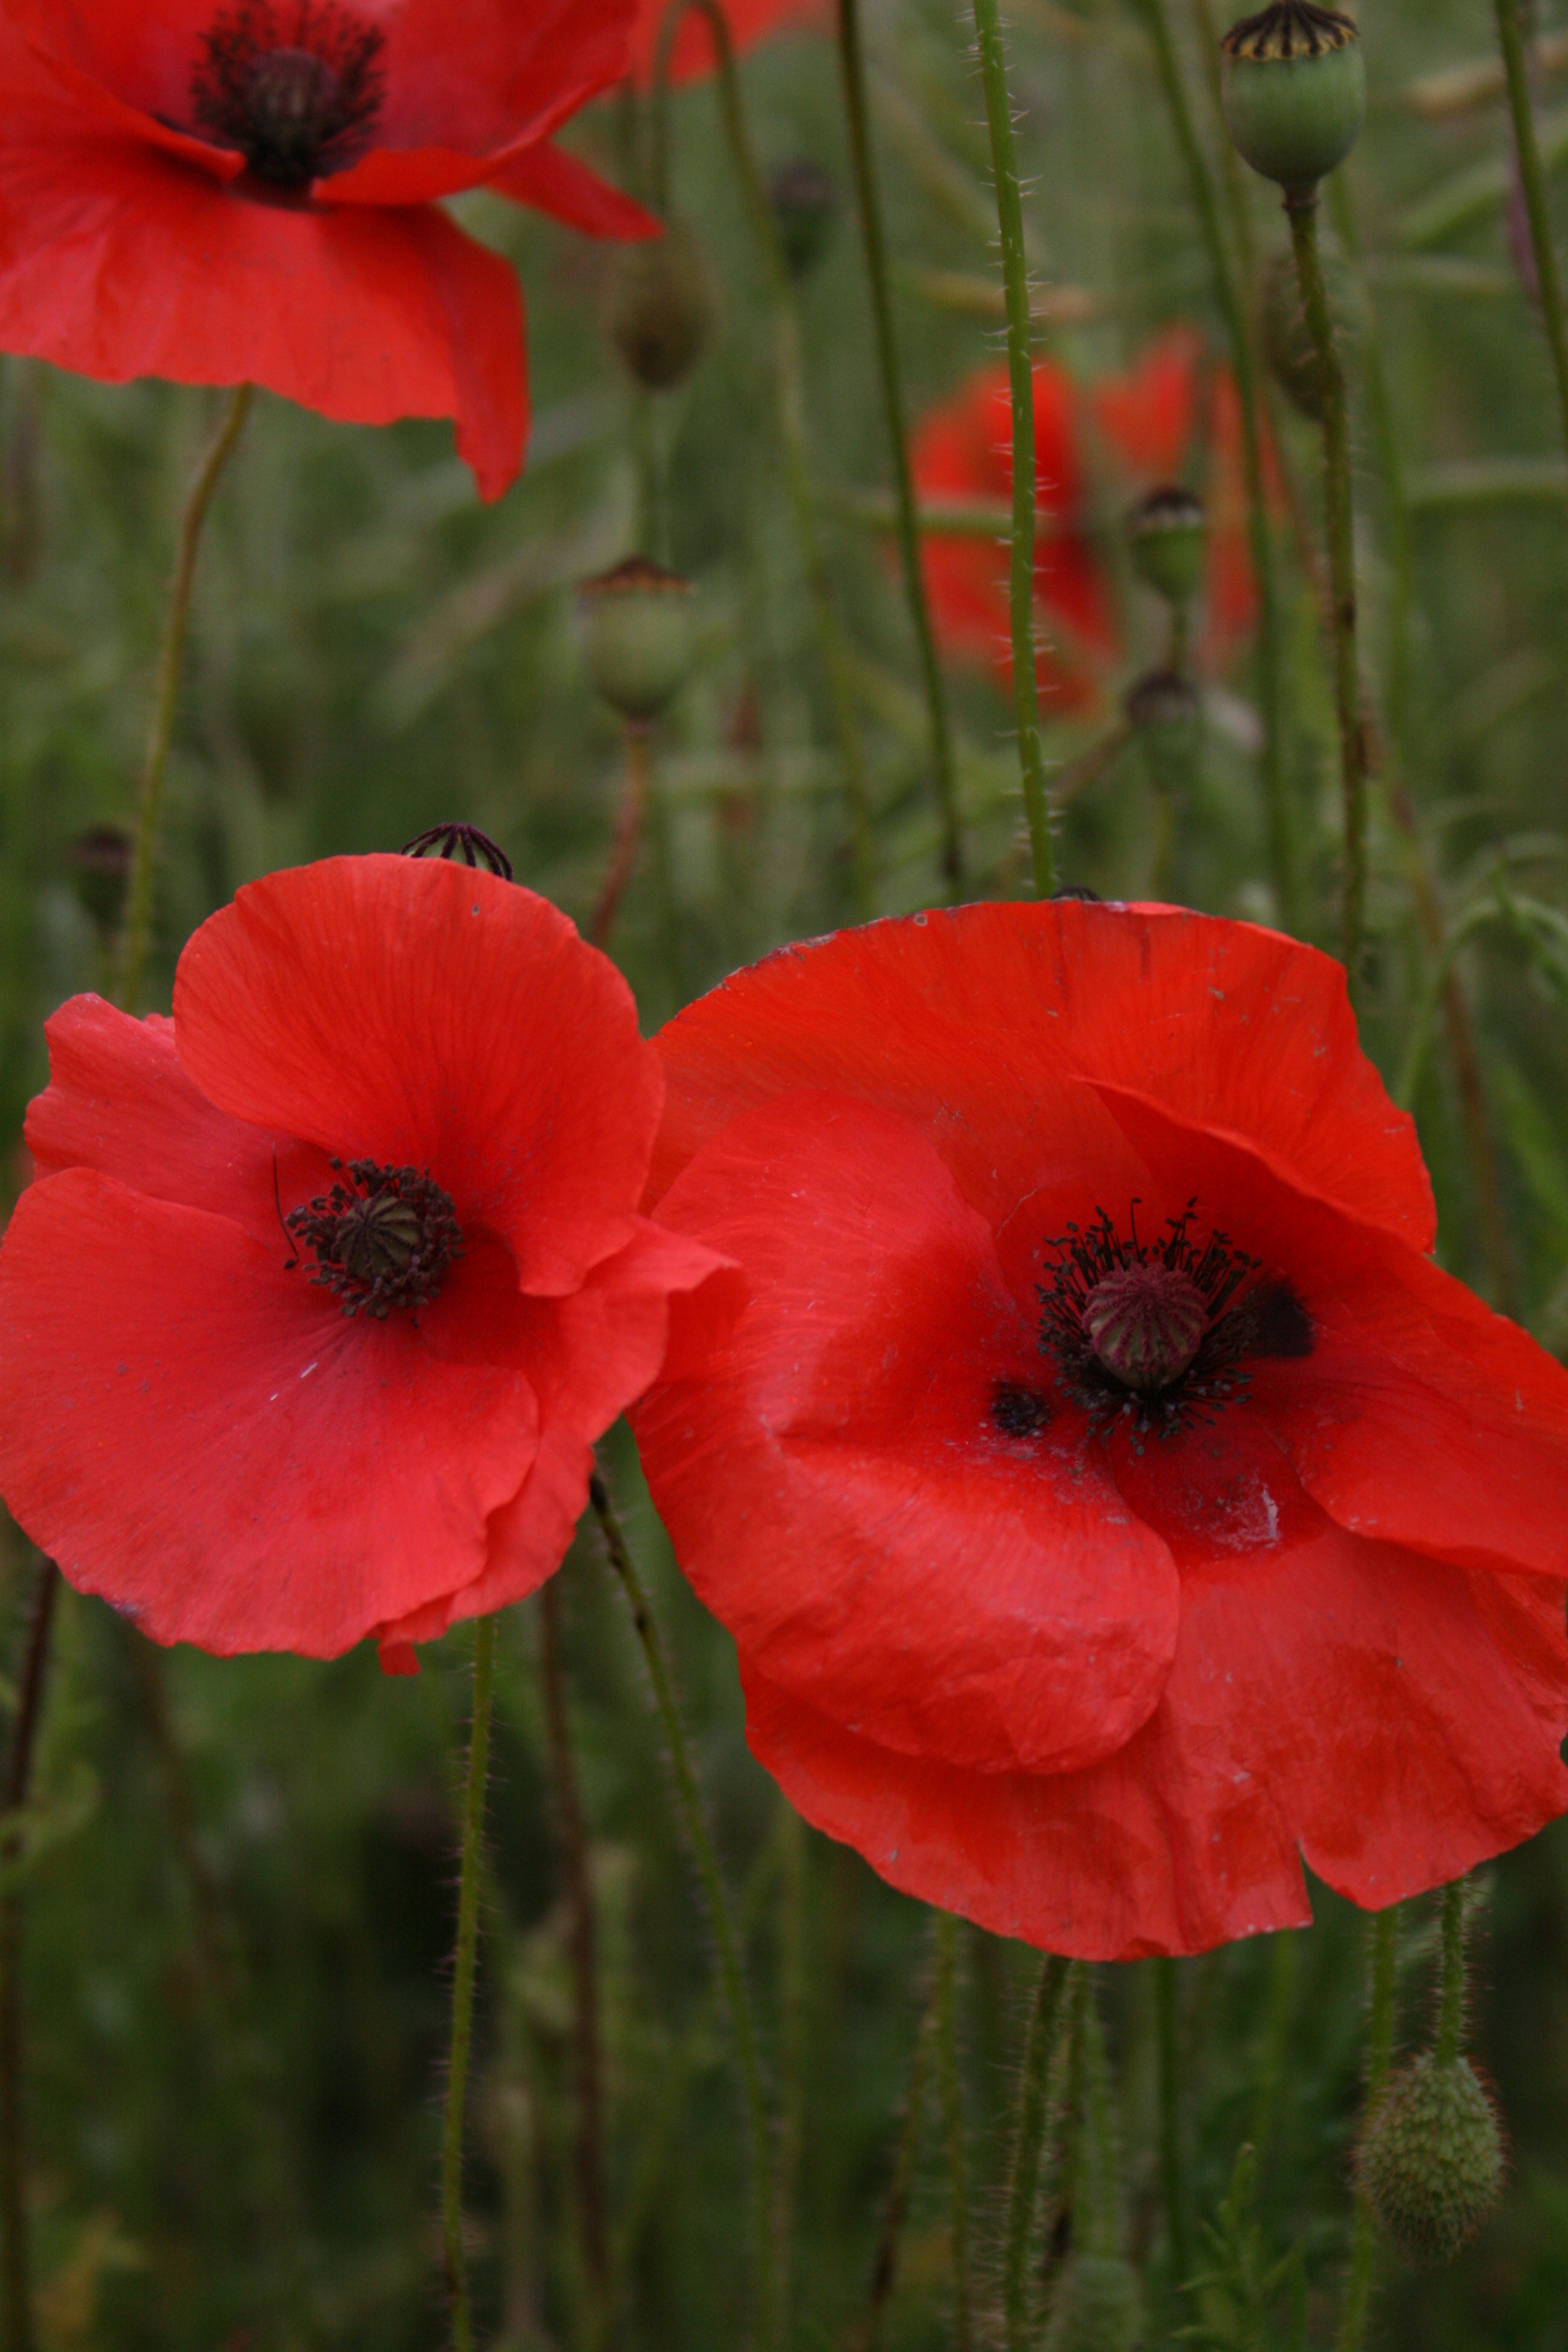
117, 383, 253, 1012
0, 1560, 59, 2352
933, 1914, 972, 2352
1435, 1879, 1468, 2068
652, 0, 875, 915
1287, 189, 1365, 995
1336, 1905, 1399, 2352
835, 0, 964, 894
1132, 0, 1298, 929
970, 0, 1053, 895
1494, 0, 1568, 457
589, 1473, 778, 2352
590, 725, 653, 950
442, 1613, 498, 2352
1002, 1954, 1073, 2352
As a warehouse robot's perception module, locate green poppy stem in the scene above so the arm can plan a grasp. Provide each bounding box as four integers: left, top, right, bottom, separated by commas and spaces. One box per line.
969, 0, 1054, 897
0, 1559, 60, 2352
118, 382, 253, 1013
933, 1913, 973, 2352
1285, 188, 1365, 997
835, 0, 964, 894
1002, 1954, 1074, 2352
1155, 1959, 1193, 2290
1494, 0, 1568, 460
589, 1472, 778, 2352
441, 1613, 498, 2352
1435, 1879, 1469, 2068
1336, 1904, 1399, 2352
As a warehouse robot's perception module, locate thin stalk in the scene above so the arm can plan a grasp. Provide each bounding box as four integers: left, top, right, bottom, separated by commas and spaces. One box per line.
1336, 1905, 1399, 2352
538, 1580, 610, 2317
1155, 1959, 1192, 2290
1247, 1928, 1298, 2182
1286, 189, 1365, 995
970, 0, 1053, 895
1187, 0, 1258, 289
117, 382, 253, 1011
590, 725, 653, 950
1132, 0, 1298, 929
1002, 1954, 1074, 2352
589, 1473, 777, 2352
858, 1974, 936, 2352
1077, 1971, 1120, 2259
0, 1561, 59, 2352
1494, 0, 1568, 457
442, 1614, 498, 2352
835, 0, 964, 893
773, 1804, 807, 2342
653, 0, 875, 915
1435, 1879, 1468, 2067
933, 1913, 973, 2352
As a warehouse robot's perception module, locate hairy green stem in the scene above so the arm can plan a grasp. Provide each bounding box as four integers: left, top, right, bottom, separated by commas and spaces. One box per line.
1132, 0, 1298, 928
1287, 189, 1365, 995
590, 1473, 778, 2352
1494, 0, 1568, 457
442, 1614, 498, 2352
1155, 1959, 1192, 2290
1002, 1955, 1073, 2352
836, 0, 964, 893
590, 724, 653, 950
653, 0, 875, 913
1336, 1906, 1399, 2352
117, 382, 253, 1011
933, 1914, 973, 2352
1436, 1880, 1468, 2067
970, 0, 1053, 895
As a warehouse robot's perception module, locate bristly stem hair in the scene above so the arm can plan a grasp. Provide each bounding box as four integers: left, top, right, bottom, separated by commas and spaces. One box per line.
441, 1612, 498, 2352
969, 0, 1054, 897
1001, 1953, 1074, 2352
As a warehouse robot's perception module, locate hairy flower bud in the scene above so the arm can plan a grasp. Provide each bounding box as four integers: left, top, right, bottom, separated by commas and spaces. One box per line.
1043, 2256, 1145, 2352
1126, 485, 1207, 609
580, 558, 696, 724
768, 160, 838, 278
609, 218, 717, 391
1221, 5, 1366, 194
1359, 2054, 1505, 2267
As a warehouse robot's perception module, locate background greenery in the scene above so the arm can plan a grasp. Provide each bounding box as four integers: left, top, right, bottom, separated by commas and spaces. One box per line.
4, 0, 1568, 2343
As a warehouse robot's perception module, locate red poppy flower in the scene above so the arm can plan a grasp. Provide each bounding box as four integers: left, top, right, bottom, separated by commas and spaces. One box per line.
631, 902, 1568, 1959
0, 0, 659, 499
627, 0, 826, 88
0, 856, 733, 1670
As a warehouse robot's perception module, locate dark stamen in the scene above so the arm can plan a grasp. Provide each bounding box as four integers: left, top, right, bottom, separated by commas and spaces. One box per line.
286, 1158, 462, 1319
192, 0, 386, 188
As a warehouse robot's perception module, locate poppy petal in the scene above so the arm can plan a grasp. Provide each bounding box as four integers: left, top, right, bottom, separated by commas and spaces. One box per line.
482, 140, 661, 238
636, 1089, 1180, 1775
0, 1169, 540, 1657
174, 858, 662, 1297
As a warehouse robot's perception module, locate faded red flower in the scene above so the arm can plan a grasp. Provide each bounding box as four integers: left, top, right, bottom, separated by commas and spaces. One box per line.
632, 901, 1568, 1959
0, 856, 731, 1669
0, 0, 658, 498
627, 0, 826, 87
912, 328, 1265, 713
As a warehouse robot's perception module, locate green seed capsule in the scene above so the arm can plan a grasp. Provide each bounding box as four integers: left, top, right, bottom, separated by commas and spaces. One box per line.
608, 218, 717, 391
1042, 2255, 1145, 2352
1359, 2053, 1505, 2267
1126, 486, 1207, 610
579, 558, 696, 725
1221, 4, 1366, 194
1126, 670, 1202, 799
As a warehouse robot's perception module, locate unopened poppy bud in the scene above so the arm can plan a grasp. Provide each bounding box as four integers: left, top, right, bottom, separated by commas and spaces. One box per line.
1221, 5, 1366, 195
580, 557, 696, 724
608, 218, 717, 391
1126, 486, 1207, 609
1358, 2054, 1504, 2267
768, 160, 837, 278
1126, 670, 1201, 799
1260, 246, 1354, 420
1042, 2255, 1145, 2352
65, 824, 132, 938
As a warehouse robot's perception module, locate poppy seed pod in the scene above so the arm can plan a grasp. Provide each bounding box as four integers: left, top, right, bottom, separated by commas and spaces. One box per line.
1126, 669, 1202, 798
768, 160, 837, 278
1126, 485, 1207, 609
1042, 2256, 1145, 2352
1359, 2054, 1505, 2267
1221, 4, 1366, 194
609, 218, 717, 391
65, 825, 133, 939
580, 558, 696, 725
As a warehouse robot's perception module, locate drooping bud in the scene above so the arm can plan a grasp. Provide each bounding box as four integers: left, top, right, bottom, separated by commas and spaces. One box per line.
1125, 670, 1202, 799
1083, 1259, 1208, 1393
1358, 2054, 1505, 2267
1260, 245, 1354, 420
1126, 485, 1207, 610
608, 218, 717, 391
1220, 5, 1366, 195
579, 558, 696, 725
65, 824, 133, 939
1042, 2255, 1145, 2352
768, 160, 838, 278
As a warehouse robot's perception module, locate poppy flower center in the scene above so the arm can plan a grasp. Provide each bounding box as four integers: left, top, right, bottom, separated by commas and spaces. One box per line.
191, 1, 387, 188
284, 1159, 463, 1319
1082, 1259, 1207, 1391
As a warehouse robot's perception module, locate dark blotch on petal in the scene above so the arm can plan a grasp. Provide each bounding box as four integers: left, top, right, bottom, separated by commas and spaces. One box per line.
993, 1382, 1053, 1437
1244, 1280, 1314, 1359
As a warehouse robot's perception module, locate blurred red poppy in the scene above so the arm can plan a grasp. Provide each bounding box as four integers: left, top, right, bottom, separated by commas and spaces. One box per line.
632, 902, 1568, 1959
912, 327, 1265, 713
0, 0, 658, 498
628, 0, 826, 87
0, 857, 731, 1668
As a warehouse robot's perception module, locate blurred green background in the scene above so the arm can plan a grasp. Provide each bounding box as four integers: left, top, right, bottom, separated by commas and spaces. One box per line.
5, 0, 1568, 2343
